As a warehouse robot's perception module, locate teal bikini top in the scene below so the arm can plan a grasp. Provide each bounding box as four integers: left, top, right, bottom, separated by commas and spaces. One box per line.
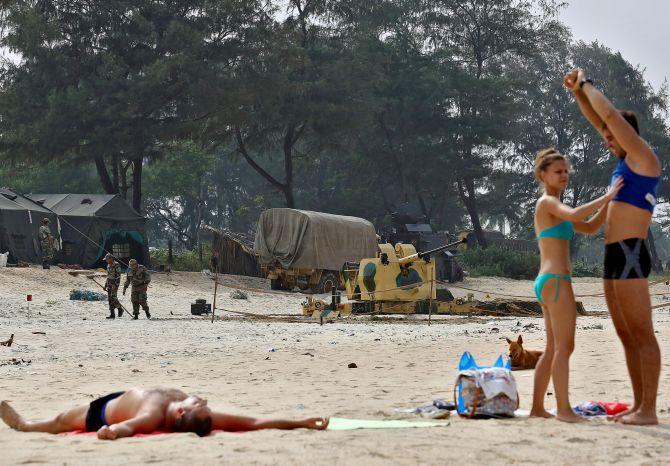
537, 221, 574, 241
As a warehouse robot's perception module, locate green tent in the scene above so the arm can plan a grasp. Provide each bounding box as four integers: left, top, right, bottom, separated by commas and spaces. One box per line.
0, 188, 60, 263
27, 193, 148, 268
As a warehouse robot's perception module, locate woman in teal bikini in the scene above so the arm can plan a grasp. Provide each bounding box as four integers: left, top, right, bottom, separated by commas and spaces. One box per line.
530, 148, 623, 422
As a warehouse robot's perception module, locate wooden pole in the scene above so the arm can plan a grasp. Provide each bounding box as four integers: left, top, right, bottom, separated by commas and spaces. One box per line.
211, 269, 219, 324
428, 265, 434, 326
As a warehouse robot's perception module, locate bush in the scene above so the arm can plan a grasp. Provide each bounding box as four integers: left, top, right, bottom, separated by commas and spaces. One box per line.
460, 247, 604, 279
572, 259, 602, 278
460, 247, 539, 280
150, 244, 212, 272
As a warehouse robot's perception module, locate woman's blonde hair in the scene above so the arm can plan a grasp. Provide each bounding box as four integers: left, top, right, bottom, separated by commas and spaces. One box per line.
534, 148, 568, 181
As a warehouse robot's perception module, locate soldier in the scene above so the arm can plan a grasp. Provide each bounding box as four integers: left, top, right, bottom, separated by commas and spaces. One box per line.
123, 259, 151, 320
104, 253, 123, 319
38, 218, 55, 269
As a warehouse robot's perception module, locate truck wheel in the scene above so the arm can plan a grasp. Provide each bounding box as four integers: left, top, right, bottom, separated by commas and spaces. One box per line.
313, 271, 338, 294
270, 278, 282, 290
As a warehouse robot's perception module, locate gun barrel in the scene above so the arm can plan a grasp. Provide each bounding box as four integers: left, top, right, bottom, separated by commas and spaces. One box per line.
398, 238, 466, 265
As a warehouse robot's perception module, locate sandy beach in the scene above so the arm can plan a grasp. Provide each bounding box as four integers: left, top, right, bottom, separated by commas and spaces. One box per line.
1, 266, 669, 465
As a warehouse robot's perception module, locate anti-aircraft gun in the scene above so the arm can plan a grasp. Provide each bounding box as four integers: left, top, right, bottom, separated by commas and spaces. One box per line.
302, 238, 469, 316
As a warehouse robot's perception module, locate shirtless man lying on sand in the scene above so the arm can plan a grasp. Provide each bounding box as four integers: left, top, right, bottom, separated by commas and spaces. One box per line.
1, 387, 329, 439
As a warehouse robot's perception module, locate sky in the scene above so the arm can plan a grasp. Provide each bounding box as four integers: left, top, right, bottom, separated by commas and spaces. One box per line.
559, 0, 670, 92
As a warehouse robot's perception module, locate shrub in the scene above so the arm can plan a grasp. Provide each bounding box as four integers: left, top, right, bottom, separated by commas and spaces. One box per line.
572, 259, 602, 278
460, 248, 604, 279
460, 247, 539, 280
150, 244, 212, 272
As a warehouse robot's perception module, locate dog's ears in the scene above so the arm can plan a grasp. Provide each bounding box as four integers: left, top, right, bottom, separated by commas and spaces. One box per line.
505, 337, 512, 344
517, 335, 523, 345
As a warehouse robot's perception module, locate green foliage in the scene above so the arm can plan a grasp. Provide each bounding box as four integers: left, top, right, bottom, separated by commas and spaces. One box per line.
0, 160, 102, 194
460, 247, 540, 280
149, 243, 213, 272
460, 247, 603, 280
572, 259, 602, 278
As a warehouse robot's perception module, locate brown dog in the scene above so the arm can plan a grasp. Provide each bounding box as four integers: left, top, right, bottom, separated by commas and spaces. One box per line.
506, 335, 542, 370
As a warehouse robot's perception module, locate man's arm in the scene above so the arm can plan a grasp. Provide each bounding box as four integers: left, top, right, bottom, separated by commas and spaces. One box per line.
575, 71, 657, 170
211, 412, 328, 431
123, 272, 130, 293
565, 69, 605, 136
574, 89, 606, 136
97, 412, 161, 440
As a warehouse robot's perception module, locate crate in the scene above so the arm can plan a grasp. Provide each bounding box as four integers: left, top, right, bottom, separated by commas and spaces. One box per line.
191, 303, 212, 315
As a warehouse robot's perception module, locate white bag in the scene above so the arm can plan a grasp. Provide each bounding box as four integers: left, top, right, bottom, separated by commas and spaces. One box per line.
0, 252, 8, 267
454, 367, 519, 418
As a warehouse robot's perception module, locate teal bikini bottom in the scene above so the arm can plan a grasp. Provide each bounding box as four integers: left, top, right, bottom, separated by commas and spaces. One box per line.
534, 273, 572, 304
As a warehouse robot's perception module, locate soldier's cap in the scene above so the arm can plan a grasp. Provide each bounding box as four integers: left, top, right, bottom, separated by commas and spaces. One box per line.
104, 253, 113, 261
129, 259, 138, 266
42, 218, 50, 224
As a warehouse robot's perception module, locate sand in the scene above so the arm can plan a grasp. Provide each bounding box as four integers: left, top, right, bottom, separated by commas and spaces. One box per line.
1, 266, 669, 465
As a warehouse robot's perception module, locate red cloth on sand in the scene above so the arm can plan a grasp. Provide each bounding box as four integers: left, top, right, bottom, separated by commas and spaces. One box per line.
596, 402, 630, 416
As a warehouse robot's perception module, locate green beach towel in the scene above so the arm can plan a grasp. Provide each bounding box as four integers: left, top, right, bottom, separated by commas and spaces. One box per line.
327, 417, 449, 431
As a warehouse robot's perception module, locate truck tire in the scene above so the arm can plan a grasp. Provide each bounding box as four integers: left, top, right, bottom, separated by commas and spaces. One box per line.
270, 278, 283, 290
312, 271, 338, 294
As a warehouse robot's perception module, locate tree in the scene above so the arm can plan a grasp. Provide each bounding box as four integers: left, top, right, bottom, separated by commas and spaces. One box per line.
425, 0, 564, 246
144, 141, 216, 249
198, 0, 384, 208
0, 0, 263, 212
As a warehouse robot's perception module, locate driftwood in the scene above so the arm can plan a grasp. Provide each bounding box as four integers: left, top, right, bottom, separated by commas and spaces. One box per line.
0, 334, 14, 347
67, 270, 96, 276
473, 300, 587, 317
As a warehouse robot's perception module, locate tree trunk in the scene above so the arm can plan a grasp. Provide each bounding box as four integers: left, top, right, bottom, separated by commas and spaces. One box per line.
132, 157, 143, 214
457, 177, 488, 248
112, 154, 120, 193
234, 126, 296, 208
282, 124, 297, 208
282, 185, 295, 208
647, 227, 662, 273
94, 155, 116, 194
120, 162, 129, 200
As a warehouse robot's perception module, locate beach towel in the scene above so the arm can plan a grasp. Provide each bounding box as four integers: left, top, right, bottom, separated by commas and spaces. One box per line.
327, 417, 448, 430
63, 418, 449, 438
573, 401, 630, 417
455, 352, 517, 418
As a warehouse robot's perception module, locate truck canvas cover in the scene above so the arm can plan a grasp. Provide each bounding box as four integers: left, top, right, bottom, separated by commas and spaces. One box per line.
254, 209, 378, 271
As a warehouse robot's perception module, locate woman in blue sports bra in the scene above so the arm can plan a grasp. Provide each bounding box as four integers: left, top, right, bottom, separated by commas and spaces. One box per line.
530, 148, 623, 423
565, 68, 661, 425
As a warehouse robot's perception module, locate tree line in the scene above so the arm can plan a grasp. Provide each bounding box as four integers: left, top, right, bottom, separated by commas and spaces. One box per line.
1, 0, 669, 259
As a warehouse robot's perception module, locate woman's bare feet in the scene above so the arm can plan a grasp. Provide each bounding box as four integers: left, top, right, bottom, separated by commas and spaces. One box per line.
619, 411, 658, 426
556, 410, 585, 423
529, 408, 554, 419
0, 401, 25, 431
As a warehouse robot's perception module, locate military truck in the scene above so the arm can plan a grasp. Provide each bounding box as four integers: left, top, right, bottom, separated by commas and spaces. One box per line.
380, 202, 464, 283
254, 209, 378, 293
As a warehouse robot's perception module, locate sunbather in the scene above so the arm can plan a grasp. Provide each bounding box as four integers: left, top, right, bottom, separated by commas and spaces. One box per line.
1, 386, 328, 440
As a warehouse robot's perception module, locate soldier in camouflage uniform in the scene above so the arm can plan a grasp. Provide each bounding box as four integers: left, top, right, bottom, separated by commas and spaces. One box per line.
123, 258, 151, 320
104, 253, 123, 319
38, 218, 55, 269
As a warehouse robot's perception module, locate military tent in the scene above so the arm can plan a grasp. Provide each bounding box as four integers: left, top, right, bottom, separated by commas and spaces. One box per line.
27, 194, 148, 268
0, 188, 60, 263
